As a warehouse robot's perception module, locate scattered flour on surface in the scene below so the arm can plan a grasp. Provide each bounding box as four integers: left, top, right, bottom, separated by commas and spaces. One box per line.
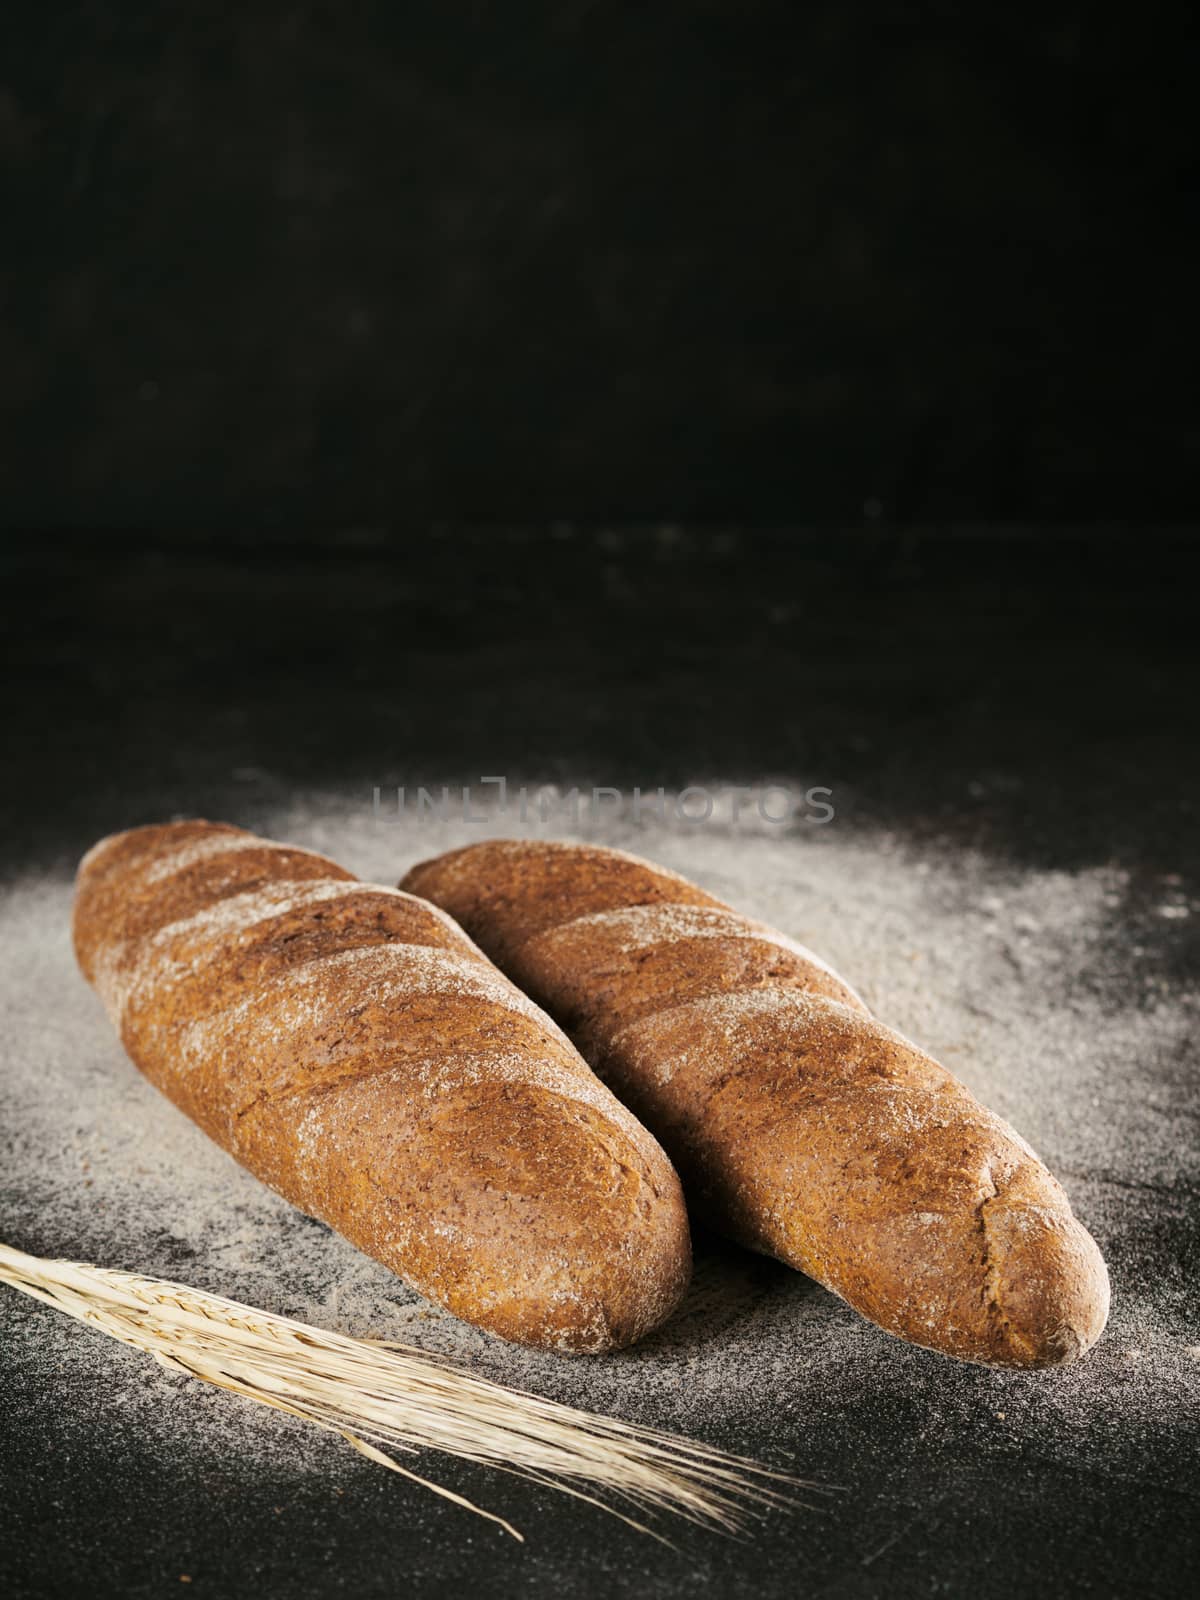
3, 793, 1197, 1483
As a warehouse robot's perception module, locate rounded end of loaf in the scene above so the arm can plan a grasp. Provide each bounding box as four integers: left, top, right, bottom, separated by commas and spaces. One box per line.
467, 1178, 694, 1355
401, 839, 722, 964
974, 1199, 1110, 1369
72, 819, 252, 986
268, 1069, 693, 1356
418, 1113, 695, 1354
427, 1096, 694, 1356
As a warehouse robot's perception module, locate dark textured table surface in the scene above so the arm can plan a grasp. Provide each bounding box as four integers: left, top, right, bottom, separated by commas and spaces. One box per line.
2, 528, 1198, 1599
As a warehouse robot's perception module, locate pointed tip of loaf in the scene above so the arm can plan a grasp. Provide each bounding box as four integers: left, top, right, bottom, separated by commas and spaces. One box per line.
979, 1202, 1111, 1369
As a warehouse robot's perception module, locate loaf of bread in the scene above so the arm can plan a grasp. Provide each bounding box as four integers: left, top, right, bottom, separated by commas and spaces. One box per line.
72, 822, 691, 1352
402, 840, 1110, 1368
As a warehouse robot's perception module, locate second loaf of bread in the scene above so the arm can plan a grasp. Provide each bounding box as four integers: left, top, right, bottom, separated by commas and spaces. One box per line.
72, 822, 691, 1352
402, 839, 1110, 1369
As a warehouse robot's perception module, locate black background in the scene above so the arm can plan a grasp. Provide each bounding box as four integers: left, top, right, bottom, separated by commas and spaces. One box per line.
4, 2, 1199, 529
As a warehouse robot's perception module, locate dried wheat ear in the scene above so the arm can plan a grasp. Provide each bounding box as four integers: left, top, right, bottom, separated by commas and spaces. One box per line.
0, 1242, 799, 1541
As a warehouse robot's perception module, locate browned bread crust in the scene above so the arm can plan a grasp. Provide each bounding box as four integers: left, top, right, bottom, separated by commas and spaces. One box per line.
402, 840, 1110, 1368
73, 822, 692, 1352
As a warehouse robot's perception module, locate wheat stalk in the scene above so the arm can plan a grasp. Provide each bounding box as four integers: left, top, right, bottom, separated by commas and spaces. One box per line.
0, 1242, 796, 1541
